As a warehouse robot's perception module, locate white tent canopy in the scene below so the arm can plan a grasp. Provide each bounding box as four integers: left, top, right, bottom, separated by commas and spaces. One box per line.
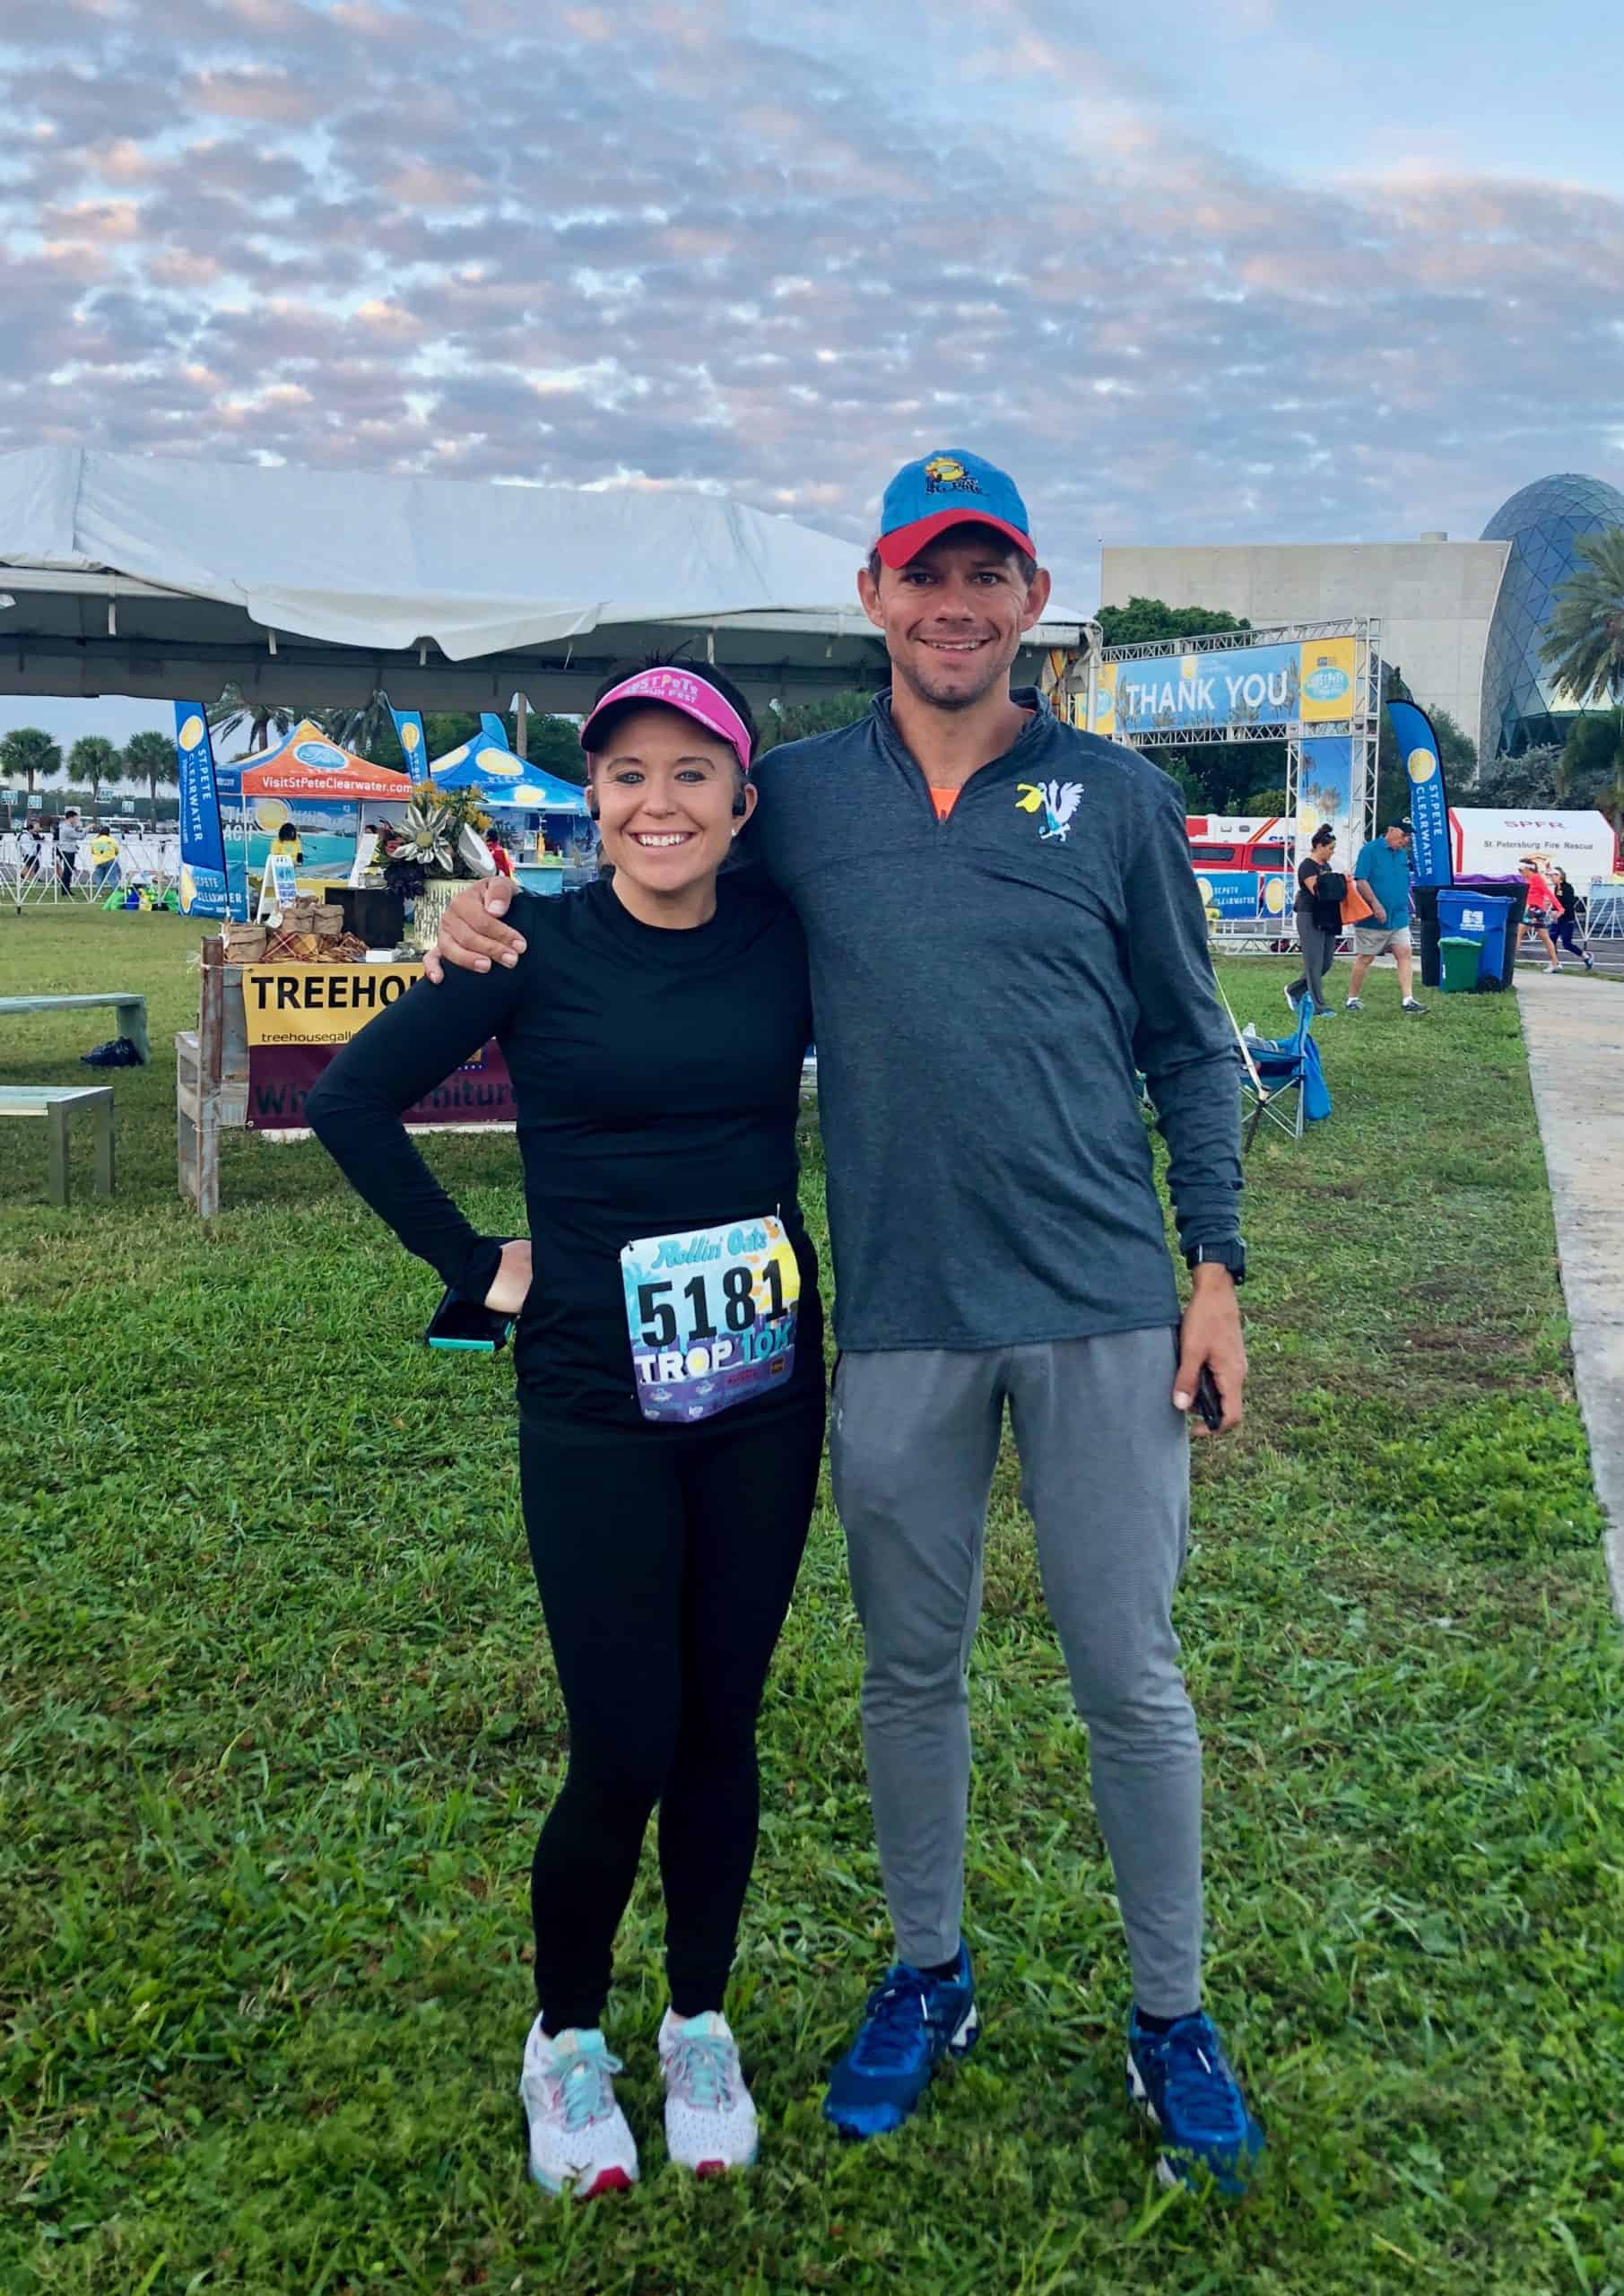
0, 447, 1087, 711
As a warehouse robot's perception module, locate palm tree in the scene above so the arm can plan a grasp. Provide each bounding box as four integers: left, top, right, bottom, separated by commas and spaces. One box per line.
124, 729, 178, 821
67, 734, 119, 813
1541, 527, 1624, 822
208, 683, 297, 757
0, 726, 61, 796
318, 691, 396, 760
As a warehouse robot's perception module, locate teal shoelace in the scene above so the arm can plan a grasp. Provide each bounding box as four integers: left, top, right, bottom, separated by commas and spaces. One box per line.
666, 2032, 736, 2110
551, 2040, 623, 2133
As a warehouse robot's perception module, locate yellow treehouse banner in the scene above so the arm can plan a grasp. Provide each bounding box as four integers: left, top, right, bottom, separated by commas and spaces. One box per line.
241, 962, 423, 1048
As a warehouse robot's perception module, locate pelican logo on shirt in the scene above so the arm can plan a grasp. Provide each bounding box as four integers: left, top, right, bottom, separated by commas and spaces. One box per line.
1015, 780, 1084, 842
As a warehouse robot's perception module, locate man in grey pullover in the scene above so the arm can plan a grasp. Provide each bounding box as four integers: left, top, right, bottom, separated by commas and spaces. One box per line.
428, 450, 1264, 2195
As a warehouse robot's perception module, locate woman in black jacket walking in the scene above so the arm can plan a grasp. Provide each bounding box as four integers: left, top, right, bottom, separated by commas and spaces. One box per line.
1285, 826, 1343, 1016
1549, 867, 1595, 971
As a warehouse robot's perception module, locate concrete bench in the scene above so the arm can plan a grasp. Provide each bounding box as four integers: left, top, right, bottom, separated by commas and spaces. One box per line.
0, 1085, 117, 1205
0, 992, 150, 1064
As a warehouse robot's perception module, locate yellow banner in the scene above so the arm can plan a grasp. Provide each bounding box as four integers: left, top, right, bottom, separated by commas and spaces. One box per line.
241, 963, 422, 1047
1089, 660, 1118, 738
1297, 635, 1358, 724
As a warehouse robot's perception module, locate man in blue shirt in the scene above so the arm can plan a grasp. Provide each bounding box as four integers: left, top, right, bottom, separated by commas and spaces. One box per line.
1347, 816, 1426, 1014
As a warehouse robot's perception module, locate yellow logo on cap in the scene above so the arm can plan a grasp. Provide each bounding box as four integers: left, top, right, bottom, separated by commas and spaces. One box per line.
924, 456, 968, 485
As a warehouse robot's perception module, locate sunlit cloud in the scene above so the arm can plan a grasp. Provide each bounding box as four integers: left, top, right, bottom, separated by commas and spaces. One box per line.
0, 0, 1619, 608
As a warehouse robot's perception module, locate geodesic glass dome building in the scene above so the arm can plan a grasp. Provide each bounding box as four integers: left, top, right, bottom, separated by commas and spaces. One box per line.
1479, 472, 1624, 757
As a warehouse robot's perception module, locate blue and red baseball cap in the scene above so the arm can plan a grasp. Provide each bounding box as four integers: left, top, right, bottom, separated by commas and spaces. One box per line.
873, 449, 1036, 570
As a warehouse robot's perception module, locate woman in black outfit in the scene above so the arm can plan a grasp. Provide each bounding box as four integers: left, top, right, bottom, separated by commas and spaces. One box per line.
306, 664, 823, 2198
1285, 824, 1344, 1016
1549, 867, 1595, 971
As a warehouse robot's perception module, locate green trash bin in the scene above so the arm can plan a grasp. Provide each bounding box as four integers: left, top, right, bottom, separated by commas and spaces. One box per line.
1439, 935, 1482, 995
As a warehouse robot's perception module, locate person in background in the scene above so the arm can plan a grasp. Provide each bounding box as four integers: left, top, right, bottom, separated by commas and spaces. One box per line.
1516, 858, 1562, 974
1284, 825, 1343, 1018
89, 824, 121, 897
1548, 867, 1594, 972
56, 807, 86, 893
485, 825, 515, 876
1345, 818, 1425, 1015
275, 821, 306, 870
17, 822, 41, 882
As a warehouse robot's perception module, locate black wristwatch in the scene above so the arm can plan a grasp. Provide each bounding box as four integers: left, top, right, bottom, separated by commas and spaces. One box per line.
1186, 1240, 1246, 1285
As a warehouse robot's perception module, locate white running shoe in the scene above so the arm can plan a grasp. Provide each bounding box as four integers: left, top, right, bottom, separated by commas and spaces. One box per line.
518, 2020, 638, 2199
658, 2008, 759, 2174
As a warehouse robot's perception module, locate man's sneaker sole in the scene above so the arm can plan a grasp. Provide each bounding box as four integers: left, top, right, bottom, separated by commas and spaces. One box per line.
825, 2003, 980, 2140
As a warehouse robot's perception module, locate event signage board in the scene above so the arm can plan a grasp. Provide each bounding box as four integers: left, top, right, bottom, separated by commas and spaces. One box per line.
1295, 735, 1359, 883
1089, 635, 1359, 741
1385, 698, 1453, 890
243, 961, 429, 1044
239, 964, 514, 1131
173, 701, 235, 919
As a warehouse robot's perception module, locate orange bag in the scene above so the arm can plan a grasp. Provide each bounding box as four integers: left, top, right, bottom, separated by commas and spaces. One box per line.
1341, 882, 1373, 926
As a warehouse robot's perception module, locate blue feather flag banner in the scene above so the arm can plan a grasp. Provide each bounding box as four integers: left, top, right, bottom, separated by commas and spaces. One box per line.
388, 708, 428, 779
173, 703, 235, 918
1386, 698, 1453, 889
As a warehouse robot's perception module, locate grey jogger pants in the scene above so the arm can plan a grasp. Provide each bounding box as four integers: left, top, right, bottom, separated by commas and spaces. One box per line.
1287, 916, 1339, 1011
829, 1326, 1203, 2016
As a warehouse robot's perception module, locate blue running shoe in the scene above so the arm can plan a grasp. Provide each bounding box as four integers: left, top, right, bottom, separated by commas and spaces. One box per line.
1125, 2007, 1264, 2196
822, 1945, 979, 2138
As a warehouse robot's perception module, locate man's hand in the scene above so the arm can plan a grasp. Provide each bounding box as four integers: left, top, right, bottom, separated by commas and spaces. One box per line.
1173, 1265, 1246, 1437
421, 875, 525, 982
484, 1239, 532, 1315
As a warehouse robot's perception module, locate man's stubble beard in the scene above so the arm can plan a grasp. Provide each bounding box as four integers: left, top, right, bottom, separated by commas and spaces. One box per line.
892, 646, 1015, 716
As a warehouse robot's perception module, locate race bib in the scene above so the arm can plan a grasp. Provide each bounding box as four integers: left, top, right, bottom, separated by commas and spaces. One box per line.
620, 1214, 801, 1423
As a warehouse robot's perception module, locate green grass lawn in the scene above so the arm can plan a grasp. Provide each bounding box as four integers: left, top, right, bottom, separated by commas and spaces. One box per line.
2, 907, 1621, 2296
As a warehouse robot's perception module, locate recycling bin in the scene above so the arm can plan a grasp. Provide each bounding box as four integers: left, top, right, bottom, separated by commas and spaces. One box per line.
1439, 935, 1483, 995
1437, 889, 1514, 990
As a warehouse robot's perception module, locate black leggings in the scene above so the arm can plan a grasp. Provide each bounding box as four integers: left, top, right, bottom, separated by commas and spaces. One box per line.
1552, 914, 1588, 956
518, 1389, 825, 2034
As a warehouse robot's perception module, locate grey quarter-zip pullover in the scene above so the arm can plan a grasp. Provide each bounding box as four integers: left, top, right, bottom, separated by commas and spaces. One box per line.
748, 689, 1242, 1350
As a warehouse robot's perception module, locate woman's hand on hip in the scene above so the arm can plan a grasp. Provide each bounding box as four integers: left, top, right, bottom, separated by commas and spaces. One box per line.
484, 1239, 533, 1314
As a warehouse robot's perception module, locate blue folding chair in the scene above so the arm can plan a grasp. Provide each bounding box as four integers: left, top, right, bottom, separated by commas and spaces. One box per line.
1237, 996, 1330, 1151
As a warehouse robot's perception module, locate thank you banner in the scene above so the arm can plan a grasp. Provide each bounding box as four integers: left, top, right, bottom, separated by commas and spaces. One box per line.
1090, 634, 1358, 741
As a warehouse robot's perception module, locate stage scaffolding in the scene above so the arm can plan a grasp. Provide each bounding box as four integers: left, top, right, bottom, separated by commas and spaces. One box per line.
1096, 616, 1383, 864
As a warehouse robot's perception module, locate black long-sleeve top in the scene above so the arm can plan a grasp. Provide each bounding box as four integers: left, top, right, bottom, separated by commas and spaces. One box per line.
304, 877, 821, 1434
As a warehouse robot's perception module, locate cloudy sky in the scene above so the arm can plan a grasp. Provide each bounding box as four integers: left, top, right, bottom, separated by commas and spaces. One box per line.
3, 0, 1623, 752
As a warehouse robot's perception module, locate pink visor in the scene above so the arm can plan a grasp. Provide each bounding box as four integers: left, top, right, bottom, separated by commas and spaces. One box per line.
579, 665, 753, 775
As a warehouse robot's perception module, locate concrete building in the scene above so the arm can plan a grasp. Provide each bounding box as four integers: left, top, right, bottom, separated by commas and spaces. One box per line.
1101, 472, 1624, 761
1100, 537, 1507, 754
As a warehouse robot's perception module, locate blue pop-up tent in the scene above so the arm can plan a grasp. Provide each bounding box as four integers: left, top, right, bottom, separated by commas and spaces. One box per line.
429, 730, 590, 816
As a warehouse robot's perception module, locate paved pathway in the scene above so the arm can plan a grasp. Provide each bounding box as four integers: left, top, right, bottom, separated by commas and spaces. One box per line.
1517, 972, 1624, 1620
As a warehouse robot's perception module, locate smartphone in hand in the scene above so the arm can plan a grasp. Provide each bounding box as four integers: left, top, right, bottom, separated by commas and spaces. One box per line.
1194, 1365, 1224, 1431
425, 1286, 514, 1353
